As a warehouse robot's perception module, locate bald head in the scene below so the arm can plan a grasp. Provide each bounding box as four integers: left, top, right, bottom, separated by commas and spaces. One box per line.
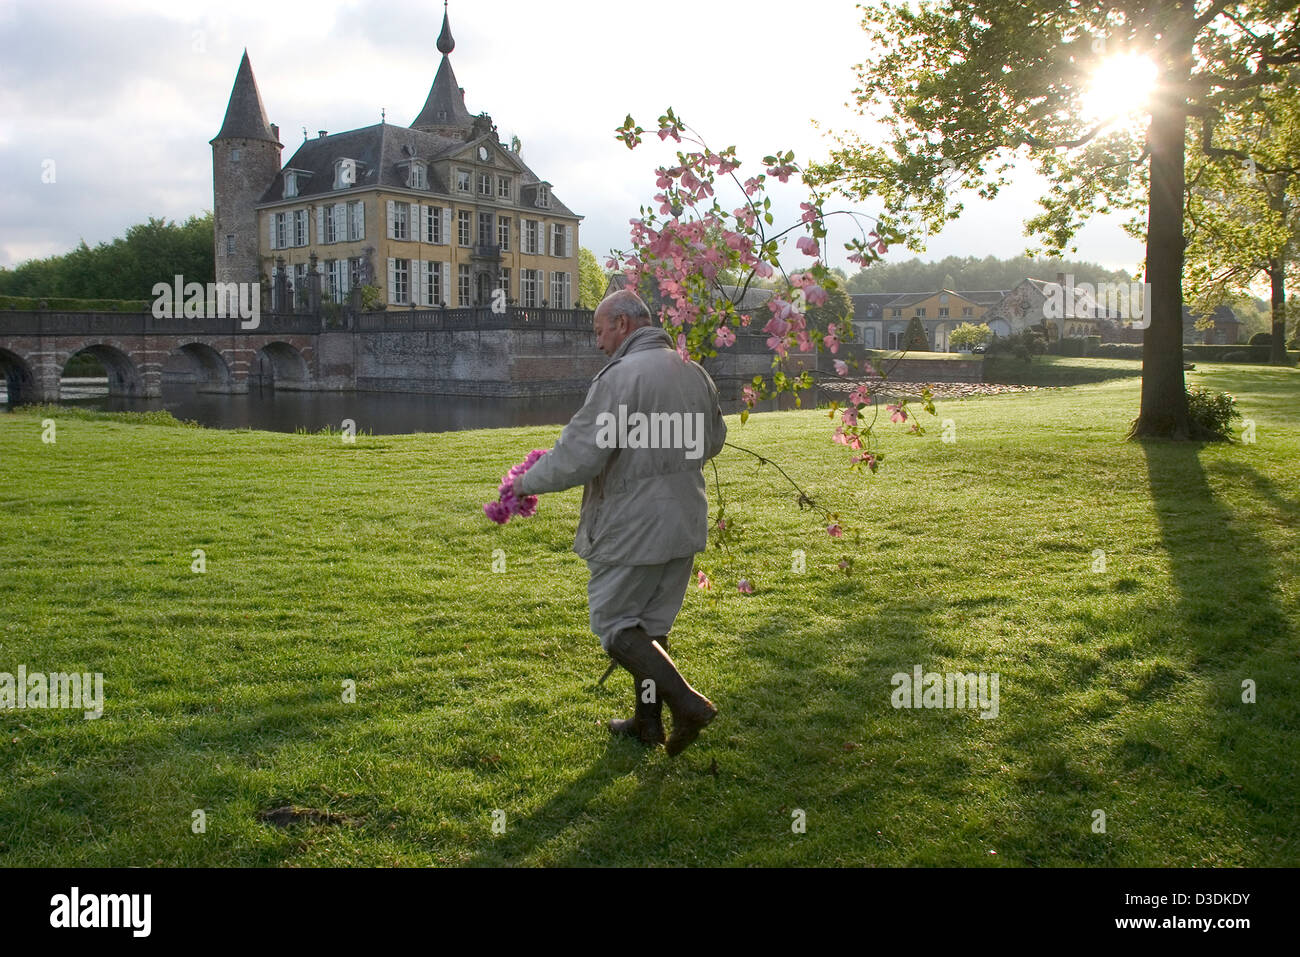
593, 290, 653, 356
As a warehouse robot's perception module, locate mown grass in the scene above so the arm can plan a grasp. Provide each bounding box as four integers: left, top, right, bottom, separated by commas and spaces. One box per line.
1, 361, 1296, 866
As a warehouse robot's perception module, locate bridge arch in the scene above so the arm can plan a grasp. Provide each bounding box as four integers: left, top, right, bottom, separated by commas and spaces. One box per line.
62, 343, 145, 396
171, 341, 234, 392
253, 341, 311, 390
1, 348, 37, 405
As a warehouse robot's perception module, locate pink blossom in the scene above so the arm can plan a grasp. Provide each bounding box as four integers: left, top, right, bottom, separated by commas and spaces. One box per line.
804, 284, 828, 306
799, 202, 819, 225
676, 333, 690, 361
827, 523, 843, 538
887, 403, 907, 424
714, 325, 736, 348
742, 176, 764, 195
796, 236, 820, 257
823, 330, 841, 354
742, 385, 758, 408
754, 260, 774, 279
834, 359, 849, 376
737, 579, 754, 594
697, 570, 711, 590
850, 385, 872, 407
484, 450, 547, 524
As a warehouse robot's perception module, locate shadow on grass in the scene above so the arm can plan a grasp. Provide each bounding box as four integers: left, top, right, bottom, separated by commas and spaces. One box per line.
1137, 440, 1298, 863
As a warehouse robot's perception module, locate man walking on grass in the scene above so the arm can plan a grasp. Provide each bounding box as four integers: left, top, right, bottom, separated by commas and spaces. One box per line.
510, 289, 726, 756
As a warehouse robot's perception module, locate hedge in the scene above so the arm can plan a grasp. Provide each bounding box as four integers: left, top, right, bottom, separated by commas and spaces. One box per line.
0, 295, 150, 312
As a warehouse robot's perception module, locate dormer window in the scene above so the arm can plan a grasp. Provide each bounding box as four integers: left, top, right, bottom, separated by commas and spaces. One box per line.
456, 169, 471, 192
407, 162, 427, 189
335, 158, 357, 190
497, 176, 511, 200
284, 171, 299, 198
535, 184, 551, 209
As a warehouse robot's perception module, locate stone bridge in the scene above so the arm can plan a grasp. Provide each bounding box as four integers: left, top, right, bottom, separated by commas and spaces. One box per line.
0, 308, 603, 404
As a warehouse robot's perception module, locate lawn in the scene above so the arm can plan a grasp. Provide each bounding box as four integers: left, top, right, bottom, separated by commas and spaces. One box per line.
1, 362, 1296, 866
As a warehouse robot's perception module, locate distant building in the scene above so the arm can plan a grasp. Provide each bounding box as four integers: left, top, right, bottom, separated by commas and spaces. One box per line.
851, 289, 1006, 350
211, 5, 582, 311
1183, 304, 1242, 345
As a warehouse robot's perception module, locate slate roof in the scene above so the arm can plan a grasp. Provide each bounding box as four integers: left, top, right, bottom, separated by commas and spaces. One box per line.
256, 124, 580, 218
212, 50, 278, 144
411, 56, 474, 134
1183, 304, 1240, 325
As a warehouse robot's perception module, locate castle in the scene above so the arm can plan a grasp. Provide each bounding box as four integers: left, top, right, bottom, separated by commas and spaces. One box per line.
210, 4, 583, 313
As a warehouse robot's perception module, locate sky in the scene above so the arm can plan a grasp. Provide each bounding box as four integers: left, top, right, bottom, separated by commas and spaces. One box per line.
0, 0, 1149, 276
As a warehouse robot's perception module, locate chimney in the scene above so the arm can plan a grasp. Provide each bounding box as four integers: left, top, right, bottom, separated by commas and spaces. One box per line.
270, 123, 279, 142
318, 130, 327, 138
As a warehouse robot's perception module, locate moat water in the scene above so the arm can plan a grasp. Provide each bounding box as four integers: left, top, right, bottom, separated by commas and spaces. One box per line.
2, 379, 776, 435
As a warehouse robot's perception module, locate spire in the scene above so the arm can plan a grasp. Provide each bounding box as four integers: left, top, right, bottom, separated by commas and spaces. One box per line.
211, 50, 278, 144
436, 1, 455, 55
411, 3, 473, 134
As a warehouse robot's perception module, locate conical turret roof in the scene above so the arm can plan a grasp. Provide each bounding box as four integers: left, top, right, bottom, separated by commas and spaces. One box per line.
212, 50, 278, 144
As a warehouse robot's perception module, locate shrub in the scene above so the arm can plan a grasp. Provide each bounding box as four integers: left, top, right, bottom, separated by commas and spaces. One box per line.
1186, 388, 1241, 440
1249, 332, 1272, 346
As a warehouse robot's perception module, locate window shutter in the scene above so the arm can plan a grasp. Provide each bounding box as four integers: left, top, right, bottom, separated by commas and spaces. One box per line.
340, 259, 350, 298
565, 225, 573, 259
334, 203, 345, 241
268, 214, 276, 250
543, 223, 550, 257
356, 203, 365, 240
441, 262, 450, 304
386, 200, 395, 240
316, 206, 325, 245
387, 258, 397, 304
441, 208, 451, 245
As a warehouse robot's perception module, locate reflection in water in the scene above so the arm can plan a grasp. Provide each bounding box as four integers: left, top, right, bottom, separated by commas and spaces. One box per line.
3, 379, 785, 435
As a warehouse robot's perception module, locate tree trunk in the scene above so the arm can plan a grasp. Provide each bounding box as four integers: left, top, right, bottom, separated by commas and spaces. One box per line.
1129, 7, 1207, 440
1268, 258, 1290, 364
1267, 176, 1293, 366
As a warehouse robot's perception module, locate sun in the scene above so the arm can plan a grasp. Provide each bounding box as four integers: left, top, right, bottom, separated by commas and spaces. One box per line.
1080, 53, 1159, 125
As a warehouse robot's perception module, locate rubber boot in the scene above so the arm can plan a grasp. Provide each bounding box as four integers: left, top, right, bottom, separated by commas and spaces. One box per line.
606, 626, 716, 757
608, 634, 667, 745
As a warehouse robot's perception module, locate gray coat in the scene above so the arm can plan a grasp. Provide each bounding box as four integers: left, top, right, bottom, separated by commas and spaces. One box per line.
514, 325, 727, 565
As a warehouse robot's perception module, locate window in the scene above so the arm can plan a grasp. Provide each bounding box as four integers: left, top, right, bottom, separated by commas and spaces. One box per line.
478, 212, 493, 247
225, 234, 235, 255
457, 210, 471, 246
392, 201, 409, 241
550, 224, 572, 258
326, 259, 351, 303
499, 268, 510, 302
458, 264, 472, 306
962, 306, 973, 317
456, 169, 471, 192
349, 256, 364, 288
521, 268, 540, 307
525, 219, 539, 255
938, 307, 949, 317
424, 206, 443, 244
408, 163, 427, 189
915, 307, 926, 317
498, 216, 510, 251
891, 308, 902, 317
348, 201, 365, 241
497, 176, 511, 200
293, 210, 308, 247
284, 171, 299, 198
274, 212, 288, 250
535, 184, 551, 208
390, 258, 410, 304
420, 261, 443, 306
231, 148, 241, 162
887, 329, 904, 349
478, 172, 492, 196
324, 206, 336, 244
550, 271, 571, 309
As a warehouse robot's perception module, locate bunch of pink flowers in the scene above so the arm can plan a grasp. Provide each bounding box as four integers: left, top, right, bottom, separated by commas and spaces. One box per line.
484, 449, 547, 524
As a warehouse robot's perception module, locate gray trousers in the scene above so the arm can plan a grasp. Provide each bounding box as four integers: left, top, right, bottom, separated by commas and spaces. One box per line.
586, 555, 695, 651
